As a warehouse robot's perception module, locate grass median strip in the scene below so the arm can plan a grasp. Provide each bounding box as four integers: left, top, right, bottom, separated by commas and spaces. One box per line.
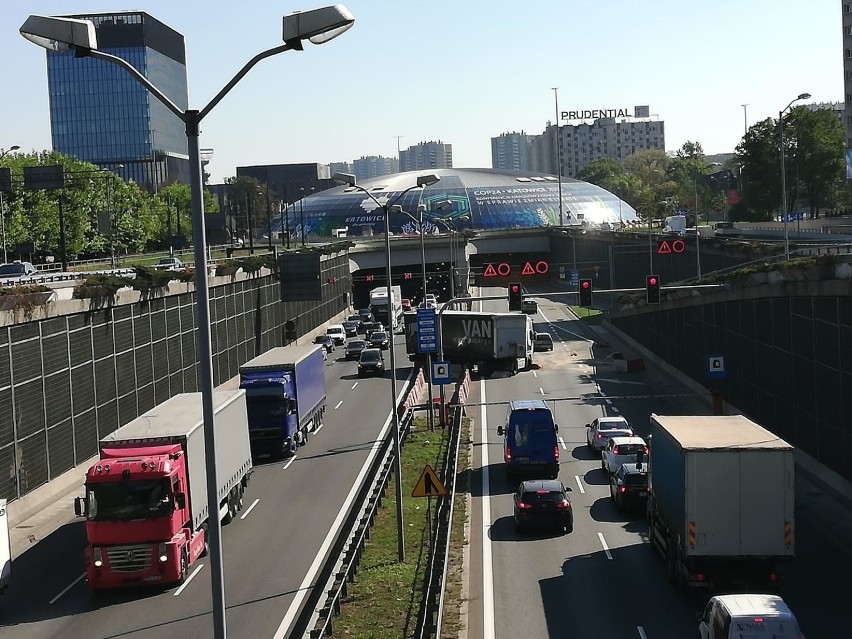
335, 416, 470, 638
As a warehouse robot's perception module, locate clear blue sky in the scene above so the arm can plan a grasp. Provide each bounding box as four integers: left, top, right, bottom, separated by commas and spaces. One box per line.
2, 0, 842, 183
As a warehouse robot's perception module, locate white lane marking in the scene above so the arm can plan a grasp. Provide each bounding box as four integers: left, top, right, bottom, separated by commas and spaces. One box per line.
637, 626, 648, 639
532, 370, 538, 378
481, 379, 496, 639
49, 573, 85, 604
334, 400, 343, 410
574, 475, 585, 494
605, 399, 613, 405
271, 381, 409, 639
282, 455, 296, 470
313, 423, 324, 436
240, 498, 260, 520
351, 382, 359, 390
597, 532, 613, 560
539, 387, 545, 396
173, 564, 204, 596
558, 436, 567, 450
611, 406, 620, 413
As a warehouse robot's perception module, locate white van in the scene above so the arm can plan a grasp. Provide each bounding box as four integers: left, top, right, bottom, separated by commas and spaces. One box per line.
326, 324, 346, 346
699, 594, 805, 639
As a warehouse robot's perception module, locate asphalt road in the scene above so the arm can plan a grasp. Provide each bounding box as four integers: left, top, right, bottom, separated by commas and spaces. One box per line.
464, 286, 848, 639
0, 335, 412, 639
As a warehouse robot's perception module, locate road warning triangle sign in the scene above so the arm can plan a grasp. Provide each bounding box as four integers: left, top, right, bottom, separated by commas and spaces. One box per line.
657, 240, 673, 254
483, 264, 498, 277
521, 262, 535, 275
412, 464, 447, 498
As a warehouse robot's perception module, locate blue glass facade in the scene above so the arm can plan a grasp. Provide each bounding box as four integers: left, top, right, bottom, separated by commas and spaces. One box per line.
45, 12, 189, 192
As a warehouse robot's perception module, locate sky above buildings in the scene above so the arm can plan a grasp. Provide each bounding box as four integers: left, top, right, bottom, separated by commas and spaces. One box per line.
2, 0, 842, 183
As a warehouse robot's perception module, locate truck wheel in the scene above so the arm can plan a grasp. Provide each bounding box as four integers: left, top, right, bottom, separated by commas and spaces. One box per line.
178, 550, 188, 584
511, 360, 519, 376
236, 485, 244, 512
222, 492, 234, 525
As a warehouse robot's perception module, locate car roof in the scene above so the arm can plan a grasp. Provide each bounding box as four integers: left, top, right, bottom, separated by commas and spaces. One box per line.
509, 399, 549, 411
609, 436, 645, 445
535, 332, 552, 338
712, 594, 794, 617
519, 479, 563, 492
596, 417, 630, 427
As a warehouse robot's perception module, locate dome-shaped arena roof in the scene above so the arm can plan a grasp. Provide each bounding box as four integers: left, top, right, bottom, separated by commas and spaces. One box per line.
275, 168, 637, 238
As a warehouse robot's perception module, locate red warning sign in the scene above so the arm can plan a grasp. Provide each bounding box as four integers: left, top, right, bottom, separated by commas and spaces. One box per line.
521, 262, 535, 275
484, 264, 498, 277
672, 239, 686, 253
657, 240, 687, 254
657, 241, 672, 254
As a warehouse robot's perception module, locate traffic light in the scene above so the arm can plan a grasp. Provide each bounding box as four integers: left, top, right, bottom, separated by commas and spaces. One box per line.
646, 274, 661, 304
578, 278, 593, 307
508, 282, 522, 311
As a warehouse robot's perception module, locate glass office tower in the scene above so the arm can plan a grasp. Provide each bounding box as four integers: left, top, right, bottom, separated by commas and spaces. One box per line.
46, 12, 190, 192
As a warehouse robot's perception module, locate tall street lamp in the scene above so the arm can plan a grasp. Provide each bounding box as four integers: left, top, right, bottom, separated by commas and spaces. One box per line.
552, 87, 564, 226
779, 92, 810, 260
332, 171, 440, 562
20, 8, 356, 638
1, 146, 20, 263
299, 186, 306, 246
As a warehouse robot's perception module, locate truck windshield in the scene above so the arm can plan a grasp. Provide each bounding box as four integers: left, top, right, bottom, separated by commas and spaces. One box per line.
245, 389, 290, 422
88, 478, 173, 521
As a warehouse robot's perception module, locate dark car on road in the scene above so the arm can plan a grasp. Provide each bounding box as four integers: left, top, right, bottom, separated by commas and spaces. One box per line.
357, 348, 384, 377
345, 339, 367, 361
368, 331, 390, 350
512, 479, 573, 534
313, 334, 335, 354
609, 462, 649, 512
363, 321, 383, 338
358, 308, 373, 325
522, 299, 538, 315
343, 320, 359, 337
346, 314, 362, 328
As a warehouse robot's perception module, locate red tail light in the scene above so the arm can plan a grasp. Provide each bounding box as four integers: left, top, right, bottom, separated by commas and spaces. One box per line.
554, 445, 559, 460
612, 447, 619, 455
505, 446, 512, 462
517, 501, 532, 510
619, 486, 627, 493
555, 500, 570, 509
769, 573, 777, 582
595, 433, 603, 439
694, 573, 705, 582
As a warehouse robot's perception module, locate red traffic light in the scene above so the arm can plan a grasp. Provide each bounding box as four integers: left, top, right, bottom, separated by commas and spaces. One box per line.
648, 277, 657, 286
581, 280, 590, 289
511, 284, 519, 293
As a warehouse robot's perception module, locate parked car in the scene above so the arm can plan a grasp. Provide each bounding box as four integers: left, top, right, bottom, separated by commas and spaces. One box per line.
313, 334, 335, 354
522, 299, 538, 314
156, 256, 184, 271
534, 332, 554, 352
586, 416, 634, 454
357, 348, 385, 377
343, 320, 359, 337
344, 339, 367, 361
609, 462, 649, 512
0, 261, 37, 280
325, 324, 346, 346
363, 321, 383, 338
601, 436, 648, 474
512, 479, 573, 534
368, 331, 390, 350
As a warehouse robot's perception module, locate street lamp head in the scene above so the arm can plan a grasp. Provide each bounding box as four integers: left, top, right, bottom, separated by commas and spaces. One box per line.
20, 15, 97, 53
798, 92, 811, 100
282, 5, 355, 46
9, 146, 20, 152
331, 172, 357, 187
416, 174, 440, 188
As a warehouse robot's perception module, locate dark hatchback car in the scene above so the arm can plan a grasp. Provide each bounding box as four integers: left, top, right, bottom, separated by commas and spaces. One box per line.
609, 462, 649, 512
513, 479, 573, 534
345, 339, 367, 361
368, 331, 390, 350
343, 320, 359, 337
358, 308, 373, 324
363, 321, 383, 338
357, 348, 384, 377
313, 334, 335, 354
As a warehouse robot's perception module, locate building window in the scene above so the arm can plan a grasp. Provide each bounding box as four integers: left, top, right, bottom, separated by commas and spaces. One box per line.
847, 48, 852, 59
846, 25, 852, 36
846, 3, 851, 13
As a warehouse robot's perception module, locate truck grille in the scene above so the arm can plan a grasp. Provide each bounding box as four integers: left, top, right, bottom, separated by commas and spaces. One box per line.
105, 544, 153, 573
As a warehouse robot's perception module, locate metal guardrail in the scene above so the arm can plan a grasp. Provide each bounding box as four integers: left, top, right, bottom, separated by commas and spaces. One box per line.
304, 384, 416, 638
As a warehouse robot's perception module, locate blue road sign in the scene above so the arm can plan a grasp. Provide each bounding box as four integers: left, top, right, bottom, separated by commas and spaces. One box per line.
417, 307, 438, 354
570, 269, 579, 286
432, 360, 452, 385
707, 355, 727, 380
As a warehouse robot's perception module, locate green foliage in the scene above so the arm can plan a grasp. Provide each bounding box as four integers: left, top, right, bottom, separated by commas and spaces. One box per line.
0, 283, 50, 296
131, 265, 179, 292
73, 274, 134, 300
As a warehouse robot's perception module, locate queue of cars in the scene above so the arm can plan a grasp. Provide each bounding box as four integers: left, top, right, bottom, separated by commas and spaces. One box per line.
318, 309, 388, 378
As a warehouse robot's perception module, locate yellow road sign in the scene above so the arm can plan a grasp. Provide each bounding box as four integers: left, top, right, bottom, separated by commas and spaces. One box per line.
411, 464, 447, 498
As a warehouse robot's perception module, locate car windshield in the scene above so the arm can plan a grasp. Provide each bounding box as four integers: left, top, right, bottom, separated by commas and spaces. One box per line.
371, 332, 387, 340
88, 478, 173, 521
0, 264, 25, 276
348, 340, 366, 349
599, 421, 629, 431
314, 335, 329, 343
616, 444, 645, 455
328, 327, 343, 334
521, 490, 564, 504
361, 350, 381, 362
623, 473, 648, 487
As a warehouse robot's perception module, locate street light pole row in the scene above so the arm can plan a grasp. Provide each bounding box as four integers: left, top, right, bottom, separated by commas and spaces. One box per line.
20, 8, 356, 639
779, 92, 811, 260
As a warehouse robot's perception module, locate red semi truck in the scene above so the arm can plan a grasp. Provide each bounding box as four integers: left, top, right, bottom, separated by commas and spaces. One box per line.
73, 390, 252, 589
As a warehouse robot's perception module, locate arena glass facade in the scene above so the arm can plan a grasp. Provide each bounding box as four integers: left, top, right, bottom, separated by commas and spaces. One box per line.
271, 168, 637, 238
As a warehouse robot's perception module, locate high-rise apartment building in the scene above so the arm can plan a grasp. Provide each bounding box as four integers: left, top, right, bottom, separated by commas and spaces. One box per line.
843, 1, 852, 177
45, 11, 190, 191
491, 132, 534, 171
399, 140, 453, 171
353, 155, 399, 181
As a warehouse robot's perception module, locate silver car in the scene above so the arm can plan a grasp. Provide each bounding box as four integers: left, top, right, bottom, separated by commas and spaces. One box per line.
586, 416, 634, 454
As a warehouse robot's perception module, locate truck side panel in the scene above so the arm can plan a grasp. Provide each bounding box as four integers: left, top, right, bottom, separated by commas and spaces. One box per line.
185, 418, 209, 532
648, 423, 686, 535
493, 315, 529, 359
294, 346, 327, 422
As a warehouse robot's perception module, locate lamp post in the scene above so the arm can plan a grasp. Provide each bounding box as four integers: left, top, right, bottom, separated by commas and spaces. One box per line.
21, 9, 356, 638
0, 146, 20, 263
552, 87, 564, 226
332, 171, 440, 562
779, 92, 811, 260
299, 187, 306, 246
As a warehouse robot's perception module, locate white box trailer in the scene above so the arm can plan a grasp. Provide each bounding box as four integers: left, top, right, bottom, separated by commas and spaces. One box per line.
647, 414, 794, 591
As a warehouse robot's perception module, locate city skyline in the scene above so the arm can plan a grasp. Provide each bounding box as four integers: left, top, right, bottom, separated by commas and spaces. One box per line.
2, 0, 841, 183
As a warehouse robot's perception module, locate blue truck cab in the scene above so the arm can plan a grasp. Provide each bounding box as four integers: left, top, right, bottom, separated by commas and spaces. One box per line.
239, 345, 327, 459
497, 400, 559, 481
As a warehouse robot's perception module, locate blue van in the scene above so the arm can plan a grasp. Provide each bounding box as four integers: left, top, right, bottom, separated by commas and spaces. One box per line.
497, 400, 559, 480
